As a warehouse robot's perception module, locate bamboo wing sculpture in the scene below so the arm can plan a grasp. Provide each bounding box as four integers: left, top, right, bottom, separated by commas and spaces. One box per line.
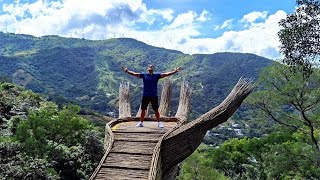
160, 78, 254, 179
91, 77, 254, 180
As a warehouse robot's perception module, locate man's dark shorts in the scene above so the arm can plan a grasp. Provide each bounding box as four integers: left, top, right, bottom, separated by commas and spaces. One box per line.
141, 96, 159, 110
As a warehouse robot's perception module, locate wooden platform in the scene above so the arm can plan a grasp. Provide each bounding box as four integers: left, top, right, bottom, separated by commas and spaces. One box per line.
92, 117, 179, 180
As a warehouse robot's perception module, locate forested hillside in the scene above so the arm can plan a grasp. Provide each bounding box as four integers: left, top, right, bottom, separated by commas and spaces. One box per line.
0, 32, 272, 119
0, 82, 105, 179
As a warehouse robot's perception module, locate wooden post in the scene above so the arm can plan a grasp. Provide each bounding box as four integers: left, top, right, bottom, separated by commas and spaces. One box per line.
159, 78, 172, 117
118, 82, 131, 118
175, 81, 192, 123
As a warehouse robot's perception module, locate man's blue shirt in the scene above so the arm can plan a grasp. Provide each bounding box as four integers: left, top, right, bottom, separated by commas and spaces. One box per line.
140, 73, 161, 97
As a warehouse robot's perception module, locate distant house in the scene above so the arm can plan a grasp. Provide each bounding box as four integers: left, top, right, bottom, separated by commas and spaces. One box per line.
232, 123, 240, 128
234, 129, 244, 136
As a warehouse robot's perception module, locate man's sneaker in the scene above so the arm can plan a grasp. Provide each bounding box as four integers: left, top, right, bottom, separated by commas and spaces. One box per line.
136, 121, 144, 127
158, 122, 164, 128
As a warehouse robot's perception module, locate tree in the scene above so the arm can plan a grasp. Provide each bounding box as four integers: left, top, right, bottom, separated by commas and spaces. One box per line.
195, 132, 320, 179
16, 102, 92, 156
0, 141, 59, 179
248, 63, 320, 150
14, 102, 104, 179
278, 0, 320, 75
178, 144, 228, 180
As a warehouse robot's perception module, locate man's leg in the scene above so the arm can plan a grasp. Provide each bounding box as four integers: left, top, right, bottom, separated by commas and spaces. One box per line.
141, 110, 146, 122
136, 109, 145, 127
155, 110, 163, 128
151, 97, 163, 128
155, 110, 160, 122
137, 97, 148, 127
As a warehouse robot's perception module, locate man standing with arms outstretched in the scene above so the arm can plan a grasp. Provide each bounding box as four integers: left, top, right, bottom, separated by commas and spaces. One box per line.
122, 64, 181, 128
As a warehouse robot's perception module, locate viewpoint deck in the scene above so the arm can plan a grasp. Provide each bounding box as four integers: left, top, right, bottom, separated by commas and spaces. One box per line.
91, 117, 179, 180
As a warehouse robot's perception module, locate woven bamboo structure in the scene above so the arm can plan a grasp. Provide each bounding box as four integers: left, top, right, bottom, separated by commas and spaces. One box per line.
158, 78, 172, 117
90, 77, 254, 180
175, 80, 191, 123
118, 82, 131, 118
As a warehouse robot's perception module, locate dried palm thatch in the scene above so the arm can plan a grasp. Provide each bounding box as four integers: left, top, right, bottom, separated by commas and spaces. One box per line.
175, 80, 192, 124
158, 78, 172, 117
118, 82, 131, 118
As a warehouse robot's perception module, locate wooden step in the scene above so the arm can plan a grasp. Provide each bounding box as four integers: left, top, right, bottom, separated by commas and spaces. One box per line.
95, 167, 149, 180
113, 132, 164, 142
110, 141, 157, 155
113, 130, 167, 134
111, 121, 174, 133
103, 153, 152, 170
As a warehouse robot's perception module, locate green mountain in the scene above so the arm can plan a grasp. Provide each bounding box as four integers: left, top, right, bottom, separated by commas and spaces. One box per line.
0, 32, 272, 118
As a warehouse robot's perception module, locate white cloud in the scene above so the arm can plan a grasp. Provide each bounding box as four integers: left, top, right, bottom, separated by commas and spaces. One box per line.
148, 8, 174, 21
131, 10, 286, 60
189, 10, 286, 59
0, 0, 286, 59
240, 11, 268, 23
220, 19, 233, 30
1, 0, 148, 37
165, 11, 196, 30
139, 8, 174, 25
196, 10, 210, 22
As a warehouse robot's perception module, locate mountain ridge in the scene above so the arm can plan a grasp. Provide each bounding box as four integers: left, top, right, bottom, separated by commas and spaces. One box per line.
0, 32, 273, 118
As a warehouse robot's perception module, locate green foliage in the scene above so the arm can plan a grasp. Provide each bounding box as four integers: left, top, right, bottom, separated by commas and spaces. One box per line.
206, 138, 252, 178
13, 102, 104, 179
178, 144, 228, 180
46, 142, 88, 179
44, 130, 104, 179
263, 141, 319, 179
0, 82, 15, 90
0, 141, 59, 179
15, 102, 92, 156
187, 132, 320, 179
0, 83, 104, 179
278, 0, 320, 75
248, 63, 320, 150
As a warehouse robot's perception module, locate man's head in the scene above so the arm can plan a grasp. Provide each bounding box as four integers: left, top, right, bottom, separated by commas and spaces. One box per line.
147, 64, 155, 74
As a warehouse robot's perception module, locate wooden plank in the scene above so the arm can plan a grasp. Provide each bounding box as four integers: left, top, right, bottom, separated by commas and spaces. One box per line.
95, 167, 149, 180
113, 132, 163, 142
119, 117, 180, 122
110, 141, 157, 155
113, 130, 167, 134
103, 153, 152, 170
111, 121, 177, 132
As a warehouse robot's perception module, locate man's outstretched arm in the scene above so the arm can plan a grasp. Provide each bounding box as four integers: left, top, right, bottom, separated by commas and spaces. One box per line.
160, 67, 181, 79
122, 67, 141, 78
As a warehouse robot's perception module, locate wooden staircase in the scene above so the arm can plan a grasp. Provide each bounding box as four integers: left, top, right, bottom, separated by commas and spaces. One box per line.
90, 117, 179, 180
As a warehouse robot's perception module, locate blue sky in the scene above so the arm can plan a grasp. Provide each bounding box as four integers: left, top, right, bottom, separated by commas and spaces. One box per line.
0, 0, 297, 59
